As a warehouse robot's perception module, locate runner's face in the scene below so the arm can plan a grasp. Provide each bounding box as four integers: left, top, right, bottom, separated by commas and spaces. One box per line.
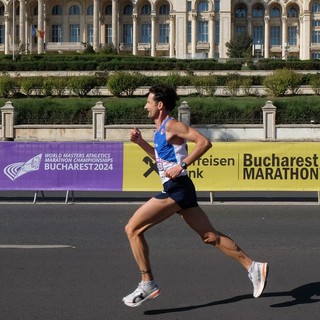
144, 93, 160, 119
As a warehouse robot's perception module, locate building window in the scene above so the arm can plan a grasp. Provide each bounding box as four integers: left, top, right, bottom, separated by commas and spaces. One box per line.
235, 26, 246, 34
52, 5, 62, 15
270, 7, 281, 17
198, 21, 208, 42
187, 21, 191, 43
312, 2, 320, 13
253, 6, 263, 18
0, 25, 4, 44
69, 5, 80, 15
215, 0, 220, 12
311, 51, 320, 58
52, 25, 62, 42
312, 30, 320, 43
312, 19, 320, 27
141, 5, 151, 15
70, 24, 80, 42
288, 26, 297, 46
0, 5, 4, 15
159, 24, 169, 43
288, 7, 298, 17
198, 1, 208, 12
123, 5, 133, 15
106, 24, 112, 43
253, 26, 264, 44
270, 26, 281, 45
235, 7, 246, 18
187, 1, 192, 12
87, 5, 93, 16
159, 5, 169, 15
123, 24, 133, 44
105, 5, 112, 15
215, 20, 220, 44
87, 24, 93, 43
141, 24, 151, 43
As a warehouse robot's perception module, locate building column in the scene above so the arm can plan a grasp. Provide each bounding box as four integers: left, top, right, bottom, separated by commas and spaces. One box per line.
169, 14, 175, 58
151, 14, 156, 57
37, 0, 44, 54
191, 12, 197, 58
132, 14, 138, 56
300, 13, 311, 60
281, 16, 287, 59
219, 11, 231, 59
93, 0, 99, 51
19, 0, 26, 53
111, 0, 118, 52
208, 13, 215, 58
264, 16, 270, 58
4, 13, 9, 54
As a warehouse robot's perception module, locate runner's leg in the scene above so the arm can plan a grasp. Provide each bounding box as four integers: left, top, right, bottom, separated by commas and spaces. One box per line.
125, 197, 181, 281
180, 206, 253, 270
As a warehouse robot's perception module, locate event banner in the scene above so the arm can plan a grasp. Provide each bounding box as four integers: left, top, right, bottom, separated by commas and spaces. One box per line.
0, 142, 123, 190
0, 141, 319, 192
123, 142, 320, 191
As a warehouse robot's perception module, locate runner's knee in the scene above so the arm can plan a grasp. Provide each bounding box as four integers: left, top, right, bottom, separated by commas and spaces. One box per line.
124, 223, 142, 240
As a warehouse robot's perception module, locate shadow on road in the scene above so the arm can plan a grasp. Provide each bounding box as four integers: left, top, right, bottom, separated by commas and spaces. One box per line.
144, 282, 320, 315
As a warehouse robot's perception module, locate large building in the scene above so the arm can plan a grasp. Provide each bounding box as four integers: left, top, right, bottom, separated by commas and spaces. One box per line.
0, 0, 319, 60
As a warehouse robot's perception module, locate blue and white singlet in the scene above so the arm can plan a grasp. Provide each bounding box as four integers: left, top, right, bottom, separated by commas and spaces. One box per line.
154, 117, 188, 184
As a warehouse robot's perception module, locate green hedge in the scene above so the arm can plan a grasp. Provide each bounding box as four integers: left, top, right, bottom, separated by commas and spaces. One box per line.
2, 96, 318, 125
0, 54, 243, 71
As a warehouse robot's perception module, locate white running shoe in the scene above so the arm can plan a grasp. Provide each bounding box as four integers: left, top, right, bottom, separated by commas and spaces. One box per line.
122, 281, 161, 307
248, 262, 268, 298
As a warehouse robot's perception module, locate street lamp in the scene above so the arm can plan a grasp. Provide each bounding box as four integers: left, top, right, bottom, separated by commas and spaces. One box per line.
284, 42, 290, 60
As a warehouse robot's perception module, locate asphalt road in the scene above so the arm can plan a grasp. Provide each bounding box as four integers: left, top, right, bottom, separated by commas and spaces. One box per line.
0, 202, 319, 320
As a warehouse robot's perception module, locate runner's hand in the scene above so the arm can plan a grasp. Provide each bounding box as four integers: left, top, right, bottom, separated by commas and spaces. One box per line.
130, 127, 142, 144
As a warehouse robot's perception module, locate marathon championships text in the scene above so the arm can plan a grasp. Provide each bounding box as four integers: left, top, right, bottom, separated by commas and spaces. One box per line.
44, 153, 114, 171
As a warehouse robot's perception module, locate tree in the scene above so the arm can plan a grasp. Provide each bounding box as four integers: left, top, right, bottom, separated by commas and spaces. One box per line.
226, 33, 253, 59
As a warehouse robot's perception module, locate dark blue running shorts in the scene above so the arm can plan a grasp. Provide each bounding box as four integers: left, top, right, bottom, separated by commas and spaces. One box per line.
154, 175, 199, 210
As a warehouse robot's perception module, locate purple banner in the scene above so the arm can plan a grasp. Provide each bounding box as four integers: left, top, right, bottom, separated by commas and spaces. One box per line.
0, 142, 123, 191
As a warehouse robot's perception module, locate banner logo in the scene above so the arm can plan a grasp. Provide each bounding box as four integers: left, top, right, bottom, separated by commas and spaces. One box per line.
4, 154, 42, 181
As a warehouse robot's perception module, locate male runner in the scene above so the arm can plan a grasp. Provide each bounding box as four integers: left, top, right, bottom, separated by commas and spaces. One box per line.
123, 84, 268, 307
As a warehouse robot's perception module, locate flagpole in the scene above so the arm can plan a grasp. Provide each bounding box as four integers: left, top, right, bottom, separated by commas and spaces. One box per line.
12, 0, 15, 60
30, 24, 32, 54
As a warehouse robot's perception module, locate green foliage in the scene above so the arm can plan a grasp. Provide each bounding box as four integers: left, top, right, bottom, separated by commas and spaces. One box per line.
68, 76, 100, 97
274, 96, 320, 124
263, 69, 302, 97
6, 96, 320, 125
21, 77, 44, 96
0, 75, 17, 98
51, 77, 69, 97
107, 71, 146, 97
83, 43, 96, 54
191, 75, 217, 96
226, 33, 252, 59
225, 73, 242, 96
14, 98, 93, 124
310, 73, 320, 95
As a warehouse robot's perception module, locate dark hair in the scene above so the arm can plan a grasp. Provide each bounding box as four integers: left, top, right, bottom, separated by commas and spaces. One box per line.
149, 84, 179, 112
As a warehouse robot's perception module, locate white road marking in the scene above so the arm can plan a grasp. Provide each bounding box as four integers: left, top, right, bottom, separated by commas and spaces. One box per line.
0, 245, 75, 249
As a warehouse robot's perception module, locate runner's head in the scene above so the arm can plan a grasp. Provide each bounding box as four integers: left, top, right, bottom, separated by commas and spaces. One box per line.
148, 84, 179, 112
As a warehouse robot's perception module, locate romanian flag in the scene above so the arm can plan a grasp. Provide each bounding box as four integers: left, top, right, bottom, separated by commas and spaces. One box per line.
32, 25, 45, 39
